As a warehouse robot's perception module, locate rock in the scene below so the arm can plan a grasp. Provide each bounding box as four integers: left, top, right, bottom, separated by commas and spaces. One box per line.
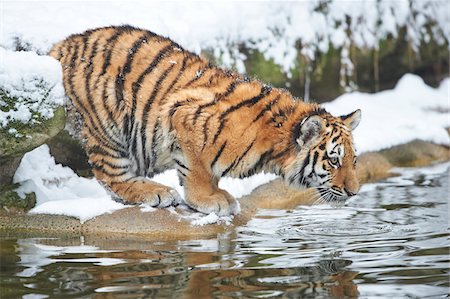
0, 184, 36, 212
47, 130, 92, 177
379, 140, 450, 167
0, 49, 66, 186
0, 106, 66, 185
356, 152, 393, 183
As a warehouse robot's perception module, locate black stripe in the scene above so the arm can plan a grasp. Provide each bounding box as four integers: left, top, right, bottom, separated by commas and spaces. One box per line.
167, 99, 192, 131
141, 64, 177, 167
148, 118, 161, 171
246, 148, 274, 177
221, 139, 255, 177
79, 34, 90, 62
99, 27, 135, 78
87, 144, 127, 159
115, 66, 124, 104
210, 142, 227, 169
293, 152, 311, 184
61, 39, 75, 67
332, 134, 340, 143
158, 55, 189, 105
183, 66, 206, 87
130, 122, 142, 174
123, 33, 152, 74
271, 148, 291, 161
168, 99, 189, 119
130, 44, 174, 118
86, 128, 127, 156
177, 169, 187, 179
220, 84, 272, 120
174, 159, 190, 171
129, 44, 174, 143
93, 164, 129, 177
312, 151, 319, 166
192, 81, 239, 125
253, 95, 281, 123
86, 38, 119, 128
123, 114, 130, 137
80, 36, 123, 149
66, 41, 112, 149
69, 40, 80, 68
201, 114, 215, 151
100, 159, 129, 170
101, 79, 118, 126
82, 63, 124, 150
116, 33, 153, 105
213, 85, 272, 143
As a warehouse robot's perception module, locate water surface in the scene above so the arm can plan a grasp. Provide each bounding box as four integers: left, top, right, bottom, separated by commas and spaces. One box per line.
1, 163, 449, 298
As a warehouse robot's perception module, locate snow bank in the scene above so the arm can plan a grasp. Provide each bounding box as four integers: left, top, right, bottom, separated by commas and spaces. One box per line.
0, 48, 64, 131
13, 145, 127, 223
324, 74, 449, 152
1, 1, 447, 75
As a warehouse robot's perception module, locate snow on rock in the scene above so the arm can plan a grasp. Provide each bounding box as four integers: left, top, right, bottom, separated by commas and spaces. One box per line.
29, 197, 125, 224
324, 74, 450, 153
13, 145, 127, 223
0, 48, 64, 129
190, 212, 234, 227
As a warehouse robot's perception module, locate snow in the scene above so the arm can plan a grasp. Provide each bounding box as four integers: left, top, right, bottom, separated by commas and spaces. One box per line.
0, 48, 64, 129
186, 210, 234, 227
1, 1, 448, 76
324, 74, 449, 153
13, 145, 128, 223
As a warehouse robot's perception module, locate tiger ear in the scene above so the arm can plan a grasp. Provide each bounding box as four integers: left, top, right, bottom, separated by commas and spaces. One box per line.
295, 115, 324, 147
340, 109, 361, 131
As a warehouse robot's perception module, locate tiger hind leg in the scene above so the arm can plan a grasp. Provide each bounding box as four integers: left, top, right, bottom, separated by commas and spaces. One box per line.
87, 141, 182, 207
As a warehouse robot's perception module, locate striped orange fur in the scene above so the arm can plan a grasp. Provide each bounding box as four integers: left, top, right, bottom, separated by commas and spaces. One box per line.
49, 25, 361, 216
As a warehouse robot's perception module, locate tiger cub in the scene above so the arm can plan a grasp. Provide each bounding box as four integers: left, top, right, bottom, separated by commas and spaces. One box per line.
49, 25, 361, 216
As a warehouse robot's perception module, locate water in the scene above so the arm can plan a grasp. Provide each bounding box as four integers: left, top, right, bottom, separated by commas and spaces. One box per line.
1, 163, 449, 298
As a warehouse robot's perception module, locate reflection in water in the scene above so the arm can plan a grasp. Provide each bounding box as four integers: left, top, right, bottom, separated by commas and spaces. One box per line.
1, 237, 358, 298
0, 163, 448, 298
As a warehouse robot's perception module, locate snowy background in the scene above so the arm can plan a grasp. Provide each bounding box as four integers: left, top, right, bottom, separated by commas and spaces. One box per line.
1, 1, 449, 222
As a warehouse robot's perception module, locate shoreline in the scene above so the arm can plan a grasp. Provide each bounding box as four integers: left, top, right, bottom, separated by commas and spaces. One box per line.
1, 139, 448, 240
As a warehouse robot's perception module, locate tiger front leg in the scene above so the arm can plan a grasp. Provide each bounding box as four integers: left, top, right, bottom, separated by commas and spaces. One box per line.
181, 163, 239, 216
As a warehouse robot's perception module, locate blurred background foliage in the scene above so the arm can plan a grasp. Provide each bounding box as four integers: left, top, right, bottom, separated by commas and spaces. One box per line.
202, 0, 448, 103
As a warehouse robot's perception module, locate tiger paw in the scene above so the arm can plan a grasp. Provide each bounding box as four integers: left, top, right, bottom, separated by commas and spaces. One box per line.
112, 180, 182, 208
142, 186, 183, 208
185, 189, 239, 216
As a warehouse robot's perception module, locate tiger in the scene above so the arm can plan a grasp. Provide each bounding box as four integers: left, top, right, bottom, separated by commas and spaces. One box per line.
49, 25, 361, 216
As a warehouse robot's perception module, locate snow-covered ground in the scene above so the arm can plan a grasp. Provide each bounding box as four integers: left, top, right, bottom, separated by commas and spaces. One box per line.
325, 74, 449, 153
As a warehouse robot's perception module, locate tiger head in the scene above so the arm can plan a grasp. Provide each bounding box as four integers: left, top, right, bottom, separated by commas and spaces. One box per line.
283, 109, 361, 203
